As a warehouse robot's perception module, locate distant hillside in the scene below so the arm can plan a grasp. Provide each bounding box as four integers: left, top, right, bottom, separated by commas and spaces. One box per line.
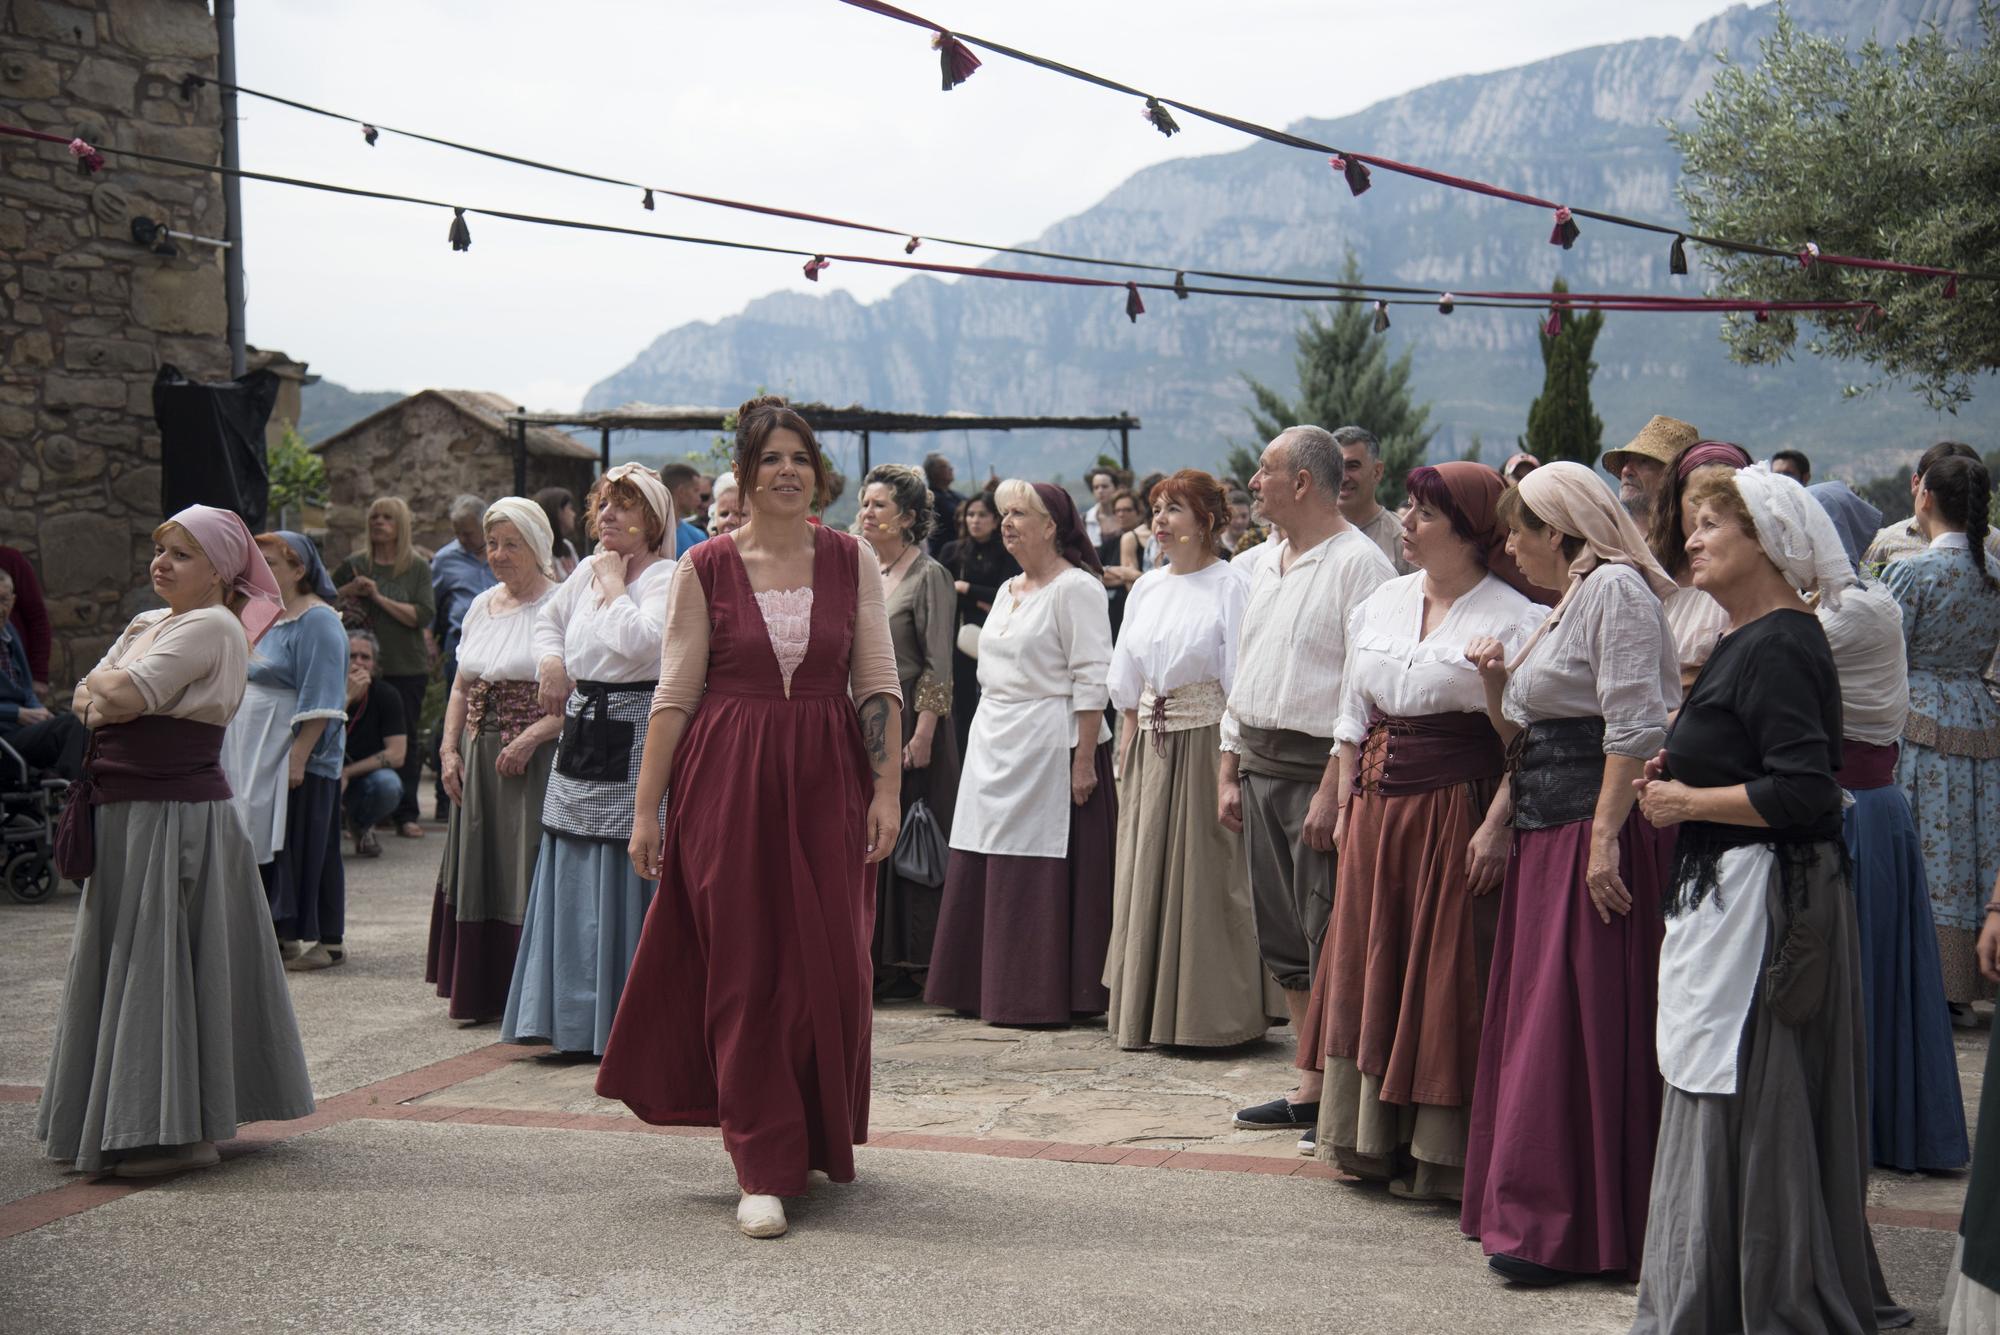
585, 0, 1995, 484
297, 378, 403, 443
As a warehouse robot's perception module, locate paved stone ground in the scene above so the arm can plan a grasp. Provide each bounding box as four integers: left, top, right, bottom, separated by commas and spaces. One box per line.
0, 822, 1980, 1331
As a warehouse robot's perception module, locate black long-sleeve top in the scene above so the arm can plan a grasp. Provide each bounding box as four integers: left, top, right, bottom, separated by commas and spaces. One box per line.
941, 536, 1020, 627
1665, 608, 1845, 846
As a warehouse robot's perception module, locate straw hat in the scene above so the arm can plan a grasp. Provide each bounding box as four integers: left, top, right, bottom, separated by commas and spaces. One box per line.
1602, 415, 1699, 475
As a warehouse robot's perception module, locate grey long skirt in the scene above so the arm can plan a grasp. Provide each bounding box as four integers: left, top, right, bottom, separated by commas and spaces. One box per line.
1633, 842, 1908, 1333
36, 800, 315, 1172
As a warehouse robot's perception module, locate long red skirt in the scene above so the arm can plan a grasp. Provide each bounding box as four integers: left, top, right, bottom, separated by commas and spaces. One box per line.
1458, 807, 1670, 1279
595, 686, 874, 1197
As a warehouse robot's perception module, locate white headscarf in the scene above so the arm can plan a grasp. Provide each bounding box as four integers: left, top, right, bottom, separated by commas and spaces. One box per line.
1731, 464, 1857, 610
597, 462, 676, 558
483, 496, 557, 577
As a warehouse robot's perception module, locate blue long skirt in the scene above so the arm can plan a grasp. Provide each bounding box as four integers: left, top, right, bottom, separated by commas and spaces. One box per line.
501, 832, 653, 1056
1845, 784, 1969, 1172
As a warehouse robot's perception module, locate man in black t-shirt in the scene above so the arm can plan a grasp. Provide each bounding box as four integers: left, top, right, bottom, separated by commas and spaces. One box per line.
342, 630, 408, 857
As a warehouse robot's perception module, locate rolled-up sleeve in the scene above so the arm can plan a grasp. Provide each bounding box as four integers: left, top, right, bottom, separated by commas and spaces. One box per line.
649, 557, 709, 718
533, 569, 579, 664
1585, 571, 1676, 758
1332, 603, 1370, 747
290, 608, 353, 726
1056, 574, 1112, 717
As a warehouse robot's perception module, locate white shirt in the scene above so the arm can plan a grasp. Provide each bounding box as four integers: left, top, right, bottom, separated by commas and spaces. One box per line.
952, 567, 1113, 858
532, 556, 672, 684
1084, 502, 1104, 548
1663, 583, 1729, 681
1816, 581, 1909, 746
1502, 563, 1679, 758
458, 584, 560, 683
1231, 540, 1280, 583
1108, 562, 1247, 711
1334, 572, 1544, 746
1221, 528, 1395, 752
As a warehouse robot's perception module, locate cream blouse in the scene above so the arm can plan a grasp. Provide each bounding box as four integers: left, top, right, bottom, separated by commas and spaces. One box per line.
82, 607, 249, 725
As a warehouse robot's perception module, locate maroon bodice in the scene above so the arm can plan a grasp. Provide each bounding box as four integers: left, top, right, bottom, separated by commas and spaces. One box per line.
691, 529, 859, 702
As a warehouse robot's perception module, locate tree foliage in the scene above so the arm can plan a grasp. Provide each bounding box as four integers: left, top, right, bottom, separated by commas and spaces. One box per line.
1242, 256, 1434, 507
1667, 8, 2000, 410
1520, 280, 1606, 468
267, 423, 327, 516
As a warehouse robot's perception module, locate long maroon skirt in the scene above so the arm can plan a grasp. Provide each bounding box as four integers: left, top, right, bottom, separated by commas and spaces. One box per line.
1459, 806, 1670, 1279
924, 744, 1116, 1025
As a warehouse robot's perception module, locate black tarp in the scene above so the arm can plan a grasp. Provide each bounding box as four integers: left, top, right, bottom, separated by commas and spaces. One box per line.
153, 364, 279, 530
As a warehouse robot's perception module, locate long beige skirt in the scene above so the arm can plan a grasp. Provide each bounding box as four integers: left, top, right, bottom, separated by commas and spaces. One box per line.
1105, 724, 1284, 1050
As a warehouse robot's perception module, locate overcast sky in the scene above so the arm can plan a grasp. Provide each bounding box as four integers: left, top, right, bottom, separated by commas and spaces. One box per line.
237, 0, 1735, 409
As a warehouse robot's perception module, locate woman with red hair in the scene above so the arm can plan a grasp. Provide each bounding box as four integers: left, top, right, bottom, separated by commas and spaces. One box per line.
1103, 469, 1282, 1049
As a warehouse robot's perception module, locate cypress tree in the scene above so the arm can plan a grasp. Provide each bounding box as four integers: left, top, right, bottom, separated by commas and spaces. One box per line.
1519, 278, 1606, 468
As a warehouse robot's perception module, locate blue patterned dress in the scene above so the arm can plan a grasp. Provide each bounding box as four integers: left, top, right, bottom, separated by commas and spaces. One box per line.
1884, 537, 2000, 1002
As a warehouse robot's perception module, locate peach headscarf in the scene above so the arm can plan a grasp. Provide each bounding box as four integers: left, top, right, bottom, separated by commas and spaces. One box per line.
1509, 461, 1675, 665
166, 504, 284, 644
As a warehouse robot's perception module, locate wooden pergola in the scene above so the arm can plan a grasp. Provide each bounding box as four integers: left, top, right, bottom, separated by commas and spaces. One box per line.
503, 402, 1141, 493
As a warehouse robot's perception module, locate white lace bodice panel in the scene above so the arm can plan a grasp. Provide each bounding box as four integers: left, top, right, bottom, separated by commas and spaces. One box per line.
755, 586, 814, 695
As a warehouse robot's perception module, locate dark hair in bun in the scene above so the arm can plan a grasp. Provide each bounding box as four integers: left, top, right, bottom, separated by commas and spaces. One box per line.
734, 395, 833, 510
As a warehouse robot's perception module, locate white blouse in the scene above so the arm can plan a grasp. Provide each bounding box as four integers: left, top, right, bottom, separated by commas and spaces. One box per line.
1663, 583, 1730, 681
1502, 563, 1680, 759
532, 556, 672, 684
1334, 572, 1545, 746
458, 584, 561, 684
1108, 562, 1247, 711
1815, 580, 1909, 746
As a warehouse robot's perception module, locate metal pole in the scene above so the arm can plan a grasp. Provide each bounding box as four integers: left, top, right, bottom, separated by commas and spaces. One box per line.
512, 418, 527, 496
1119, 423, 1131, 473
599, 426, 611, 476
215, 0, 247, 378
860, 429, 871, 475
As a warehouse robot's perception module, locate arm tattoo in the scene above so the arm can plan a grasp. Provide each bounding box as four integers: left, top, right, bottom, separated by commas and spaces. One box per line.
860, 696, 890, 770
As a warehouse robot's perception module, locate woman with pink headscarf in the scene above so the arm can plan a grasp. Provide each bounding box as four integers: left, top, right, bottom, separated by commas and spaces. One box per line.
37, 505, 315, 1179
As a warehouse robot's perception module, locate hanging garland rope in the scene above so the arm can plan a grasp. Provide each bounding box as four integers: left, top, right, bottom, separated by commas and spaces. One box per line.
833, 0, 1993, 290
0, 120, 1882, 330
165, 72, 1898, 308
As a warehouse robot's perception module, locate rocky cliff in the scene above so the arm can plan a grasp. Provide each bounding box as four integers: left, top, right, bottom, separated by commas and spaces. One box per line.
585, 0, 1994, 481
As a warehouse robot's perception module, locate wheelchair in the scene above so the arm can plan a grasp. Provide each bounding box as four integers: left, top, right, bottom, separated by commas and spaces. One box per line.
1, 734, 71, 903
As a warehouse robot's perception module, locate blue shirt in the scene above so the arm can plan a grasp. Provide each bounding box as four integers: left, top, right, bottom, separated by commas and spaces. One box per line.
675, 520, 707, 558
0, 624, 34, 726
432, 539, 497, 662
247, 604, 351, 779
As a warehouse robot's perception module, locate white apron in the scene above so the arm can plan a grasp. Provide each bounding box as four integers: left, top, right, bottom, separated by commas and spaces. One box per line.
220, 680, 295, 865
1655, 843, 1770, 1095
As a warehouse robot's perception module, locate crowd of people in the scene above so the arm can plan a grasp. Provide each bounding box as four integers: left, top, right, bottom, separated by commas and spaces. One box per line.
21, 397, 2000, 1328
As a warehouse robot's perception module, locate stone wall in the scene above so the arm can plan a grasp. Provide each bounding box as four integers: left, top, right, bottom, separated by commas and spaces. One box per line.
320, 397, 596, 565
1, 0, 225, 688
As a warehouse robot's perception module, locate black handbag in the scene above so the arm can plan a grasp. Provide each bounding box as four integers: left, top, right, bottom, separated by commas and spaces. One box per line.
892, 798, 949, 888
553, 680, 646, 783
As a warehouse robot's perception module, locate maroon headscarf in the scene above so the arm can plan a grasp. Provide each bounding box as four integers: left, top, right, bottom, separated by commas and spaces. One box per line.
1405, 462, 1555, 605
1031, 482, 1103, 575
1676, 439, 1754, 479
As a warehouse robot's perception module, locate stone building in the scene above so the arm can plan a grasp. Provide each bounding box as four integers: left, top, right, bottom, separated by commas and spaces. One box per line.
312, 390, 597, 563
1, 0, 229, 688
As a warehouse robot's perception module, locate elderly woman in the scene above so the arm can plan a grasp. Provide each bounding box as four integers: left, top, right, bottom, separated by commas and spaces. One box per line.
1647, 441, 1754, 691
708, 472, 746, 538
859, 463, 962, 999
1812, 480, 1969, 1174
1102, 469, 1271, 1050
428, 498, 563, 1023
332, 496, 436, 839
926, 481, 1116, 1026
597, 395, 903, 1241
221, 532, 352, 971
1302, 463, 1546, 1196
1630, 467, 1906, 1330
501, 465, 674, 1061
39, 506, 314, 1177
1459, 461, 1679, 1287
1883, 455, 2000, 1019
939, 490, 1017, 756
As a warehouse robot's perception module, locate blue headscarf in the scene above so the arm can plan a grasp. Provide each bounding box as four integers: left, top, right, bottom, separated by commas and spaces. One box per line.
1807, 482, 1881, 575
277, 530, 338, 600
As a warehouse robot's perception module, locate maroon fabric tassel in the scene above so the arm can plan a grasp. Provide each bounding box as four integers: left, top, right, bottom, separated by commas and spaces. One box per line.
642, 188, 655, 211
68, 138, 104, 175
1173, 271, 1188, 300
1754, 309, 1770, 323
448, 207, 471, 252
1125, 282, 1144, 323
905, 236, 921, 254
1543, 307, 1562, 337
1438, 293, 1455, 315
1854, 303, 1882, 332
1669, 235, 1688, 275
804, 255, 830, 281
1372, 300, 1390, 333
1549, 206, 1579, 249
1799, 242, 1821, 268
1143, 97, 1180, 138
933, 30, 981, 90
362, 123, 379, 147
1944, 275, 1958, 299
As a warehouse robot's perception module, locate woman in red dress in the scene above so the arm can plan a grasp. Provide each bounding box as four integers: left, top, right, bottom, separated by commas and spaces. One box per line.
597, 395, 904, 1240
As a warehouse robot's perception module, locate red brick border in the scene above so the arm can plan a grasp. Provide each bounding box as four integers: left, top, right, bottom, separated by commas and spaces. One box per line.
0, 1044, 1964, 1240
